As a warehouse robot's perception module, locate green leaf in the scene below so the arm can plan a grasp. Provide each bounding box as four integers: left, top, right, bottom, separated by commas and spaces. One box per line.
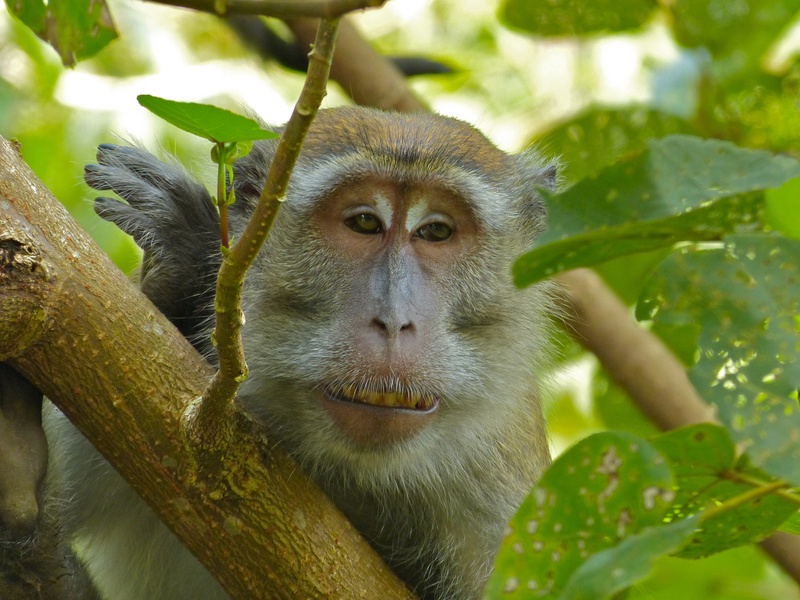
666, 0, 799, 68
557, 516, 699, 600
765, 177, 800, 240
499, 0, 657, 36
639, 235, 800, 486
137, 95, 278, 144
513, 136, 800, 287
651, 424, 796, 557
779, 511, 800, 536
5, 0, 117, 65
532, 108, 695, 183
651, 424, 737, 482
487, 432, 674, 598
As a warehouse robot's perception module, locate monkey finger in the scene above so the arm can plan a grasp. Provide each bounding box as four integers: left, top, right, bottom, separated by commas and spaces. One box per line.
95, 145, 213, 213
93, 196, 160, 253
95, 144, 184, 191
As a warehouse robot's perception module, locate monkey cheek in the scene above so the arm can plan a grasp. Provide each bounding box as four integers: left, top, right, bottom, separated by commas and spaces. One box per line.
319, 390, 439, 448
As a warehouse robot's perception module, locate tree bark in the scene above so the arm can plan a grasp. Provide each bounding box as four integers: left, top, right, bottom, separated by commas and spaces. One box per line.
0, 136, 412, 600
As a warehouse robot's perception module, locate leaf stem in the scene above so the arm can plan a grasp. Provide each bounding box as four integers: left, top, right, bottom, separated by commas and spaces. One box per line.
700, 478, 791, 522
215, 142, 230, 249
721, 469, 800, 506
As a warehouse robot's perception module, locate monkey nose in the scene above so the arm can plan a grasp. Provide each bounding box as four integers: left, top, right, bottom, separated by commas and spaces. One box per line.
371, 317, 415, 337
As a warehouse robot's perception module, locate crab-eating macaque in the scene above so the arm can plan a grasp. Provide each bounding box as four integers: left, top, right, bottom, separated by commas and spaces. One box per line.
8, 106, 555, 599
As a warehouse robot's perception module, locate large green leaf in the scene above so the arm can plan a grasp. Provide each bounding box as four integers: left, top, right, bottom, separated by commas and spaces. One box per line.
486, 432, 675, 598
639, 235, 800, 485
137, 95, 278, 144
500, 0, 657, 35
532, 108, 695, 183
513, 136, 800, 287
557, 516, 699, 600
765, 177, 800, 240
651, 425, 797, 558
5, 0, 117, 65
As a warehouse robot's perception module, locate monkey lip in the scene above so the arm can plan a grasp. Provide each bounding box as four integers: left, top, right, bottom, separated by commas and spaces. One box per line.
321, 384, 440, 446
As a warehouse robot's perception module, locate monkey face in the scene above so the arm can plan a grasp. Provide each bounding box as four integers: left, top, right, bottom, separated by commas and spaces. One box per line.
237, 175, 548, 487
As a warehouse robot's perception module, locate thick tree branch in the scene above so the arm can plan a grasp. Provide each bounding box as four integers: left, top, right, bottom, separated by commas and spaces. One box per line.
298, 19, 800, 587
0, 137, 412, 600
556, 269, 716, 428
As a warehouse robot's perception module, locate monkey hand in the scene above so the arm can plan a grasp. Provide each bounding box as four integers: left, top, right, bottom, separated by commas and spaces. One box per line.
85, 144, 221, 337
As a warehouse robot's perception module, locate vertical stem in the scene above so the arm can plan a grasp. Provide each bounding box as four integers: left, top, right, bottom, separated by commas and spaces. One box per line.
192, 17, 341, 442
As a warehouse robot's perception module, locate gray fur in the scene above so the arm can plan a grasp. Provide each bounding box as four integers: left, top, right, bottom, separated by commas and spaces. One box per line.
39, 107, 555, 599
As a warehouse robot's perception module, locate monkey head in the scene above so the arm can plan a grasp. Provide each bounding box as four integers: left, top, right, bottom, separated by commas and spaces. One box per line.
225, 107, 555, 488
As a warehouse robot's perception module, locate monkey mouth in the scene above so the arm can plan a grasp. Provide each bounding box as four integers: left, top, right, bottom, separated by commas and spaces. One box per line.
327, 383, 438, 411
320, 382, 440, 447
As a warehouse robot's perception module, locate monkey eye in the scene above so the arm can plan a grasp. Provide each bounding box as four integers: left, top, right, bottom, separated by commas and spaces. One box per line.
345, 213, 383, 235
416, 222, 453, 242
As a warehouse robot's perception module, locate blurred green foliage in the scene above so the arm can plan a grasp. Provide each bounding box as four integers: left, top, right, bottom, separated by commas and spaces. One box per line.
495, 0, 800, 595
2, 0, 799, 597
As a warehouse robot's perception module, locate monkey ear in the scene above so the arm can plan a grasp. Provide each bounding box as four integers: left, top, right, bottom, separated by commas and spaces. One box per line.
539, 163, 558, 192
513, 153, 558, 235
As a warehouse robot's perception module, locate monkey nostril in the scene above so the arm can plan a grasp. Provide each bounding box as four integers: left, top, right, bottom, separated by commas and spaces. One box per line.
372, 318, 414, 335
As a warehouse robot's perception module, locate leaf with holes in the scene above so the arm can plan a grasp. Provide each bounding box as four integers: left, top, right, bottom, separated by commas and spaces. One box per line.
513, 136, 800, 287
557, 516, 699, 600
531, 108, 695, 184
639, 234, 800, 486
651, 424, 797, 558
486, 432, 674, 598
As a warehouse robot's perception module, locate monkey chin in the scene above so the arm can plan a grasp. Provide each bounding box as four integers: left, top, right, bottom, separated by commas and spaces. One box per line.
320, 384, 439, 447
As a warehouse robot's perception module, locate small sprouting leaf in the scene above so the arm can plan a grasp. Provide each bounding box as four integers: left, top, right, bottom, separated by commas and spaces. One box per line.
6, 0, 117, 66
487, 432, 674, 598
513, 136, 800, 287
138, 95, 278, 144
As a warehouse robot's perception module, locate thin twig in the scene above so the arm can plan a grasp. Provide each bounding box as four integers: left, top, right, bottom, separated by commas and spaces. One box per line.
193, 17, 340, 441
146, 0, 384, 18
